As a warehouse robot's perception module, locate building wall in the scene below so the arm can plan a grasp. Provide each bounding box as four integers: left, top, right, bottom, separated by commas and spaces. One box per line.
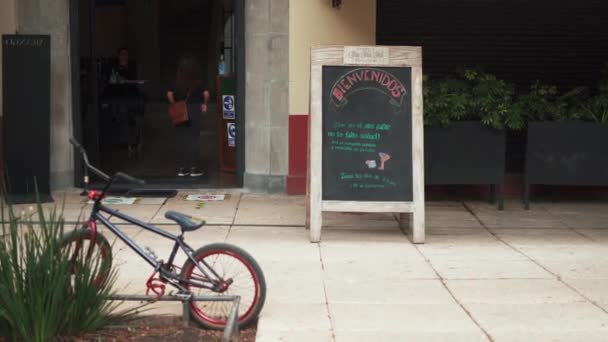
17, 0, 74, 189
289, 0, 377, 115
287, 0, 377, 194
0, 0, 17, 117
244, 0, 289, 192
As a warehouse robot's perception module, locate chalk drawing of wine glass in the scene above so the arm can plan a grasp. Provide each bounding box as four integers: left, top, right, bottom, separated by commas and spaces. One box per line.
378, 152, 391, 170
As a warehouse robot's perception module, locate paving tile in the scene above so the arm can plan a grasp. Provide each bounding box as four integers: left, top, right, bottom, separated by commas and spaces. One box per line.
425, 228, 497, 246
465, 200, 526, 212
430, 259, 553, 280
323, 257, 437, 281
320, 243, 422, 262
563, 279, 608, 306
473, 211, 568, 229
575, 229, 608, 242
319, 227, 410, 245
136, 198, 168, 205
227, 226, 309, 244
464, 303, 608, 335
540, 202, 608, 215
465, 202, 568, 229
556, 213, 608, 230
265, 274, 326, 305
418, 244, 526, 262
257, 330, 334, 342
329, 303, 481, 333
258, 259, 323, 279
533, 258, 608, 279
322, 212, 399, 229
256, 302, 332, 332
493, 228, 593, 246
153, 192, 240, 225
234, 194, 305, 226
325, 279, 454, 305
3, 202, 92, 223
224, 227, 320, 262
446, 279, 585, 304
320, 243, 433, 281
51, 189, 89, 204
334, 331, 489, 342
518, 245, 608, 261
426, 206, 482, 229
490, 331, 608, 342
242, 244, 321, 262
427, 201, 465, 208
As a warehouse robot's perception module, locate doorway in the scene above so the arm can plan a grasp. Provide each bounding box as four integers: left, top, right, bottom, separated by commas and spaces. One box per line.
71, 0, 244, 188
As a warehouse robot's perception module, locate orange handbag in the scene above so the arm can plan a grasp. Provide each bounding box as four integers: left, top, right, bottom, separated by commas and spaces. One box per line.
168, 92, 190, 126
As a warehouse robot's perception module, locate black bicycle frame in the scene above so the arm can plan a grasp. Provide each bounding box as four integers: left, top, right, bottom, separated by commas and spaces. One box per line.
89, 202, 223, 292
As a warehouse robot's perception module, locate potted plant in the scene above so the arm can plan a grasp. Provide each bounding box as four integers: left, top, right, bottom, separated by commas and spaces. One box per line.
423, 68, 523, 210
523, 65, 608, 209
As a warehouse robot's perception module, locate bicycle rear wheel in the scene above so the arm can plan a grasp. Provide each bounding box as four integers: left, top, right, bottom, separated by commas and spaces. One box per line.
180, 243, 266, 330
60, 229, 113, 286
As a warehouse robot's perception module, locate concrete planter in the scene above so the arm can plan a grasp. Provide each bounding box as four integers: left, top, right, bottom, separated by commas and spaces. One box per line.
524, 121, 608, 208
425, 121, 506, 209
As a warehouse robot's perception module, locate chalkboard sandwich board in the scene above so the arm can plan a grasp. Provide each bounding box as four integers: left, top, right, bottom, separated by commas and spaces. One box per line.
307, 46, 425, 243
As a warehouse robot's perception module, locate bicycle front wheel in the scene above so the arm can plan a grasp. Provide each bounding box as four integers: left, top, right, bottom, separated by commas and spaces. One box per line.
60, 229, 113, 286
180, 243, 266, 330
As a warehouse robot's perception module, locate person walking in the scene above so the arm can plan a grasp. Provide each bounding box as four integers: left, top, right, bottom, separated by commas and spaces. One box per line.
166, 55, 209, 177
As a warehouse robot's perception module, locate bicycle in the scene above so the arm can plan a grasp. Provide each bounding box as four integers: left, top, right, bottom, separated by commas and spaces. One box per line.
62, 137, 266, 329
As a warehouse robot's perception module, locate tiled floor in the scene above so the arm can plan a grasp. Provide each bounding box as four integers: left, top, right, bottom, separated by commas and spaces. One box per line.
10, 191, 608, 341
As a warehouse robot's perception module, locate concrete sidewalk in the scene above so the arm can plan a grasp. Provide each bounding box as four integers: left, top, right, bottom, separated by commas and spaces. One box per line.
22, 190, 608, 341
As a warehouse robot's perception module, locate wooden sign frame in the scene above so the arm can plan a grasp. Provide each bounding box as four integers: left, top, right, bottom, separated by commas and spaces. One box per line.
306, 45, 425, 243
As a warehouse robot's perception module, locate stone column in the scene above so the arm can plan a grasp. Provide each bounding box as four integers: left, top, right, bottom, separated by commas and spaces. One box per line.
17, 0, 73, 189
244, 0, 289, 192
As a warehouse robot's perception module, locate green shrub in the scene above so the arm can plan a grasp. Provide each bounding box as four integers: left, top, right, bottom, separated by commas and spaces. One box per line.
518, 71, 607, 124
0, 197, 126, 341
423, 75, 470, 127
423, 68, 523, 130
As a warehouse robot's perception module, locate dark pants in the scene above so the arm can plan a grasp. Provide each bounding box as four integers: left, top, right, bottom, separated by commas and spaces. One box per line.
175, 111, 201, 169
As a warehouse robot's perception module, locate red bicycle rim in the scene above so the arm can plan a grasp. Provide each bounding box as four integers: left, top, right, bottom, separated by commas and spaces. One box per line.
185, 249, 260, 325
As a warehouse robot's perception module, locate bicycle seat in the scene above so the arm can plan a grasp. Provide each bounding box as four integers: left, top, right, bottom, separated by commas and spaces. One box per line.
164, 211, 205, 232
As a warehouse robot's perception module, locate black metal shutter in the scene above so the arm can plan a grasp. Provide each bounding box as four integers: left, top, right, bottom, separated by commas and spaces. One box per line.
377, 0, 608, 91
377, 0, 608, 173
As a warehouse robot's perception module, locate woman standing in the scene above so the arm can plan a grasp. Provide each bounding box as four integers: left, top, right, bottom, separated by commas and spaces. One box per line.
167, 55, 210, 177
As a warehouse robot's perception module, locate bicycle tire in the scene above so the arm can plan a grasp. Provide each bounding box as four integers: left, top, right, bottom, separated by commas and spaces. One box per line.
180, 243, 266, 330
60, 229, 113, 286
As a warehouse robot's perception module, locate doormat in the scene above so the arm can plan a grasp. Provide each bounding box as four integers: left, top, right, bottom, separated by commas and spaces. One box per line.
184, 194, 227, 202
125, 189, 178, 198
83, 188, 178, 198
87, 197, 138, 205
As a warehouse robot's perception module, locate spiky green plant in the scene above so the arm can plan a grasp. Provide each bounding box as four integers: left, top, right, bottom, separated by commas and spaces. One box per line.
0, 193, 131, 341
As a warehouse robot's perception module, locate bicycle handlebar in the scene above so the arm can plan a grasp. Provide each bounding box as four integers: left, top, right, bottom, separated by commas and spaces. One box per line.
70, 137, 146, 186
69, 137, 84, 152
115, 172, 146, 186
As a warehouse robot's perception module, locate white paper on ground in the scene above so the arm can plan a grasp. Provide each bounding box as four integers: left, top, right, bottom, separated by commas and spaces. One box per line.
185, 194, 225, 202
87, 197, 138, 205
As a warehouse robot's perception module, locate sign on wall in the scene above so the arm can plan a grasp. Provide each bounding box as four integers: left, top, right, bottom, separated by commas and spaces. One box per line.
227, 122, 236, 147
223, 95, 235, 119
307, 46, 425, 243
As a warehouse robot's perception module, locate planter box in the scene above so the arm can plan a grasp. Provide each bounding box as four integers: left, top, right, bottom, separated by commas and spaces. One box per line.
524, 121, 608, 208
425, 121, 506, 209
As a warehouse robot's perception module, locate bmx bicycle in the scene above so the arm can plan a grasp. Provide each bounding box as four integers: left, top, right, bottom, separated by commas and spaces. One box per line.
62, 137, 266, 329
